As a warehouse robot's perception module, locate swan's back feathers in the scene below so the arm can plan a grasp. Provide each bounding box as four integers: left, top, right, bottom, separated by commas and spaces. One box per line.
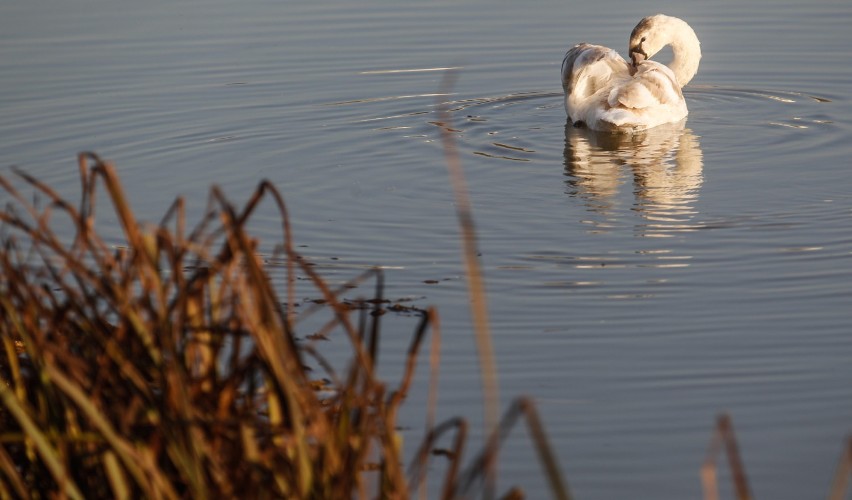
608, 61, 682, 110
563, 57, 687, 132
561, 44, 629, 99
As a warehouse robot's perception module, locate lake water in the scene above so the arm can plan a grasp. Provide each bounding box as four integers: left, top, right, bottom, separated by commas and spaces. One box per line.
2, 0, 852, 498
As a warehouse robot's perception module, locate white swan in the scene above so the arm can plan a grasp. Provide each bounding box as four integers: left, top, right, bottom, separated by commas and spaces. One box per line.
561, 14, 701, 132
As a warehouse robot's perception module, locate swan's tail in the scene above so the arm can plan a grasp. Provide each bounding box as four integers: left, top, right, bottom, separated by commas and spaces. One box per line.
596, 109, 648, 132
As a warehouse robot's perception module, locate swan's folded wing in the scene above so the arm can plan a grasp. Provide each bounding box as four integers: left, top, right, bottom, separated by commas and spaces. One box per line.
561, 44, 630, 99
608, 61, 682, 110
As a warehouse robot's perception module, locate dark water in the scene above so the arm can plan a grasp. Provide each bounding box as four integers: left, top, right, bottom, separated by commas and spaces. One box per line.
2, 0, 852, 498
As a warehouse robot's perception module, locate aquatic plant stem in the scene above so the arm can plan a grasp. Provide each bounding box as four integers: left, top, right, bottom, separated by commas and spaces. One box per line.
702, 414, 753, 500
437, 70, 501, 487
829, 437, 852, 500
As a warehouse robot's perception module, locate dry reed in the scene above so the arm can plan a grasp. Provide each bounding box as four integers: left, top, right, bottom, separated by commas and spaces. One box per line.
2, 150, 848, 499
0, 152, 570, 499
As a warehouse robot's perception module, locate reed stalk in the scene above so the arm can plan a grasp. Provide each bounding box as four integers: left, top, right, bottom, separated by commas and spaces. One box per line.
0, 152, 570, 498
4, 148, 815, 499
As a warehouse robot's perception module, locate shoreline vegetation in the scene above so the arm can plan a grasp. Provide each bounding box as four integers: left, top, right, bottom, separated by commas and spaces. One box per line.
0, 152, 571, 499
1, 154, 850, 498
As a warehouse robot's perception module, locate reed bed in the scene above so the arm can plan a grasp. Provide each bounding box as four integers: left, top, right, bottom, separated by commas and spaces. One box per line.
0, 153, 570, 499
1, 152, 850, 499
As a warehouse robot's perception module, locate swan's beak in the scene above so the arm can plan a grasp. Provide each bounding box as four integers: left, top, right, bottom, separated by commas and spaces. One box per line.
630, 46, 647, 66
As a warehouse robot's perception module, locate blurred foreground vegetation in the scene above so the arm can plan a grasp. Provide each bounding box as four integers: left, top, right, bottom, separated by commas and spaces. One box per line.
0, 153, 570, 499
1, 153, 849, 499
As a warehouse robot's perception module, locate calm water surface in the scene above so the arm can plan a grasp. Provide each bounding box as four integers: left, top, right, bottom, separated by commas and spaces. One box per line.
2, 1, 852, 498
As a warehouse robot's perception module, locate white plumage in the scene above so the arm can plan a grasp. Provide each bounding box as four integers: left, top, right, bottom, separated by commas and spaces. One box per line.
561, 15, 701, 132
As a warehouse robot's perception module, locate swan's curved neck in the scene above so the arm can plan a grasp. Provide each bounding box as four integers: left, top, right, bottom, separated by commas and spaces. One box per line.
666, 20, 701, 87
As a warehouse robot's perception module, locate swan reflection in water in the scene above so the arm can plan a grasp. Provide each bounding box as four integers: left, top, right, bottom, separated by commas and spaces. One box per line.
563, 121, 704, 236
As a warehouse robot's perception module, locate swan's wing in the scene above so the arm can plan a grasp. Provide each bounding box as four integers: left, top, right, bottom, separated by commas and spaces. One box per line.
608, 61, 683, 110
561, 44, 630, 100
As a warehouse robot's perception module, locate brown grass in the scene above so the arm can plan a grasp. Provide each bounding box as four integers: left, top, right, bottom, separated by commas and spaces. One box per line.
1, 148, 849, 498
0, 152, 570, 499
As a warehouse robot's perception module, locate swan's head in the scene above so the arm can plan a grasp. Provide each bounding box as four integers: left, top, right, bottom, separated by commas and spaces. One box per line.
629, 14, 680, 66
629, 14, 666, 65
629, 14, 701, 86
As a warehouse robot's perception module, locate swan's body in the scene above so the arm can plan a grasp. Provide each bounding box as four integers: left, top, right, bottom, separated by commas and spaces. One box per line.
561, 14, 701, 132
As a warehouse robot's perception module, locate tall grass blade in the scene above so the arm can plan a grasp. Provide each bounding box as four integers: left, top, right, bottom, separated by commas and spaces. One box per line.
102, 451, 130, 500
828, 437, 852, 500
44, 364, 179, 500
702, 413, 753, 500
0, 443, 29, 499
437, 70, 500, 494
0, 384, 85, 500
